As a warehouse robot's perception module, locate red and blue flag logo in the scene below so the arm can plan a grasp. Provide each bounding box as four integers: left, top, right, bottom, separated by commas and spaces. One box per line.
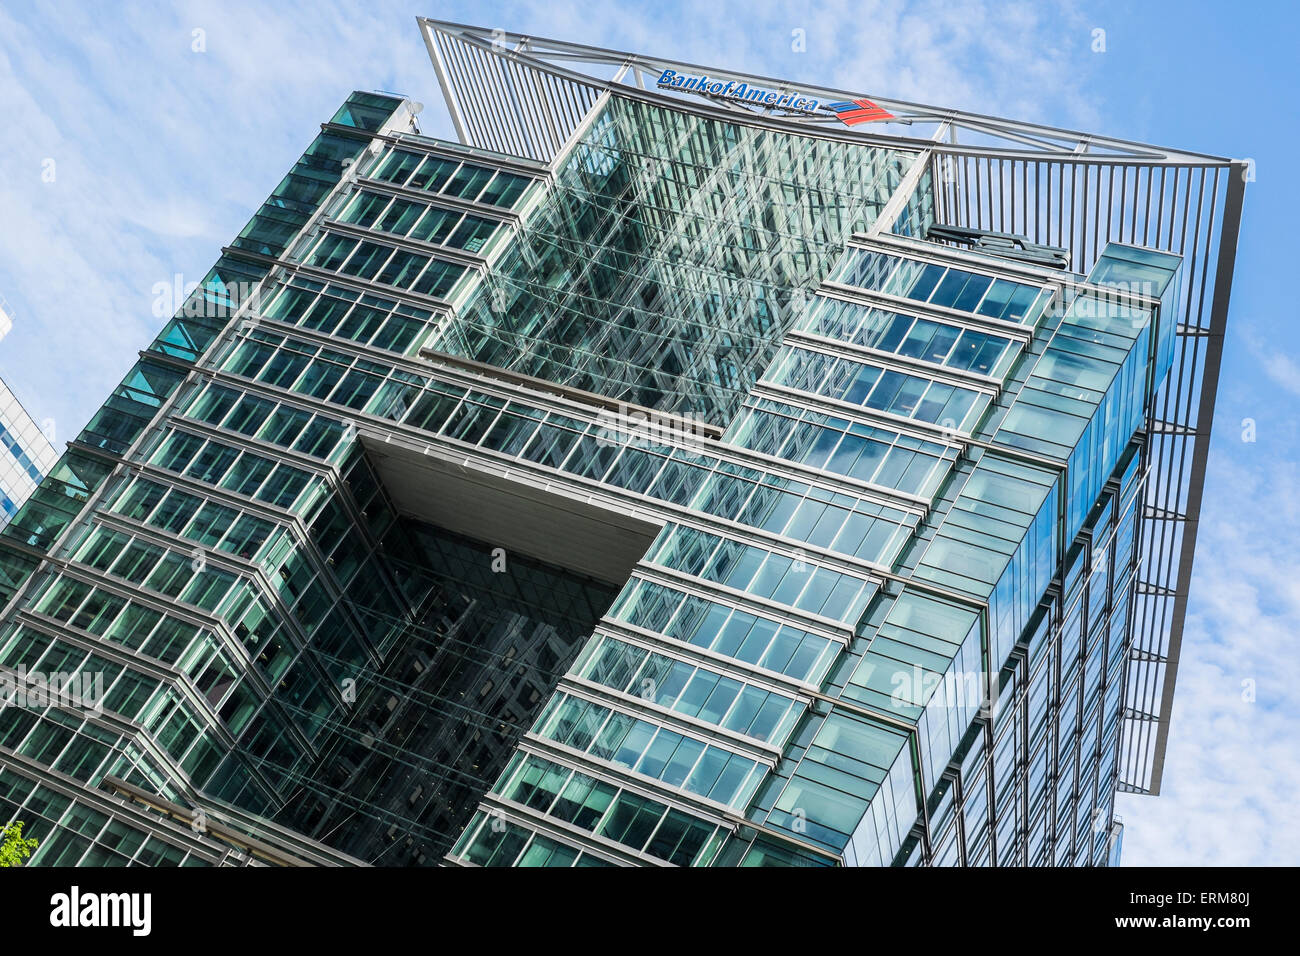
823, 98, 894, 126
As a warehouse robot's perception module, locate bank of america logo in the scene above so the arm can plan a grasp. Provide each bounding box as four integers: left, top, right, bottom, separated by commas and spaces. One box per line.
824, 97, 894, 125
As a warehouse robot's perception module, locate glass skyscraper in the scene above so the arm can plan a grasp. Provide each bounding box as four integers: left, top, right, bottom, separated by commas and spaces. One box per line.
0, 375, 57, 530
0, 20, 1244, 867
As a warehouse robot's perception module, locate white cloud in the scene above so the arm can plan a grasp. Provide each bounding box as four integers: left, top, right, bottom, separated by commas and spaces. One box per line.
1116, 449, 1300, 865
1259, 352, 1300, 397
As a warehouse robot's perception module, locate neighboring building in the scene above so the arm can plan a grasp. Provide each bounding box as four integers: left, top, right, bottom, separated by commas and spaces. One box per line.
0, 374, 58, 528
0, 21, 1244, 867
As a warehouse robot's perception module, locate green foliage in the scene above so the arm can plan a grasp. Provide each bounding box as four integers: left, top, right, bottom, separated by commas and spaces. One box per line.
0, 821, 38, 867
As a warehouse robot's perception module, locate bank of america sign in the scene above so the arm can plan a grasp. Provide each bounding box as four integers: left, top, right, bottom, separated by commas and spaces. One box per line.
655, 69, 821, 113
655, 69, 894, 127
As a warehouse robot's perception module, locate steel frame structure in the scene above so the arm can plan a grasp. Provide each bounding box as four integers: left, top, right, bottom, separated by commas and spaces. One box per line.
416, 17, 1246, 796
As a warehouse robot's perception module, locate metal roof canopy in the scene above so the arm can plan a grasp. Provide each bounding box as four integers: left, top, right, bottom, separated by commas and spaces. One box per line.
417, 16, 1233, 166
415, 17, 1247, 796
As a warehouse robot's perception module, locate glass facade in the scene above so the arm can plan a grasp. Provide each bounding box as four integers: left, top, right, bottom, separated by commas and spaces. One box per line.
0, 377, 57, 528
0, 40, 1213, 868
429, 97, 912, 423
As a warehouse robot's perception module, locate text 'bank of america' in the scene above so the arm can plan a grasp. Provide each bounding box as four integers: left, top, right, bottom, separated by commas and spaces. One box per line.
0, 19, 1244, 867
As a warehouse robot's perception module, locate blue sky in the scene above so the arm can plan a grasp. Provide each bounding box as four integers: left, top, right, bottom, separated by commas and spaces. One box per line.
0, 0, 1295, 865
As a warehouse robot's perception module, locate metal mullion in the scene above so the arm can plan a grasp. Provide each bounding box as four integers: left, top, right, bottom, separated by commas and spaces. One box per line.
502, 56, 546, 159
1067, 163, 1077, 263
1032, 161, 1042, 244
516, 56, 560, 158
442, 36, 493, 151
938, 154, 951, 228
424, 25, 471, 145
1008, 158, 1017, 237
474, 43, 526, 157
1138, 165, 1149, 248
984, 156, 994, 230
1166, 166, 1182, 252
558, 73, 596, 140
1090, 164, 1101, 266
1044, 161, 1054, 248
526, 64, 565, 156
440, 36, 488, 149
1162, 169, 1212, 536
1159, 166, 1170, 252
455, 39, 514, 156
963, 156, 973, 228
468, 39, 520, 154
993, 158, 1004, 233
1117, 165, 1127, 245
544, 71, 578, 147
1018, 159, 1026, 237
